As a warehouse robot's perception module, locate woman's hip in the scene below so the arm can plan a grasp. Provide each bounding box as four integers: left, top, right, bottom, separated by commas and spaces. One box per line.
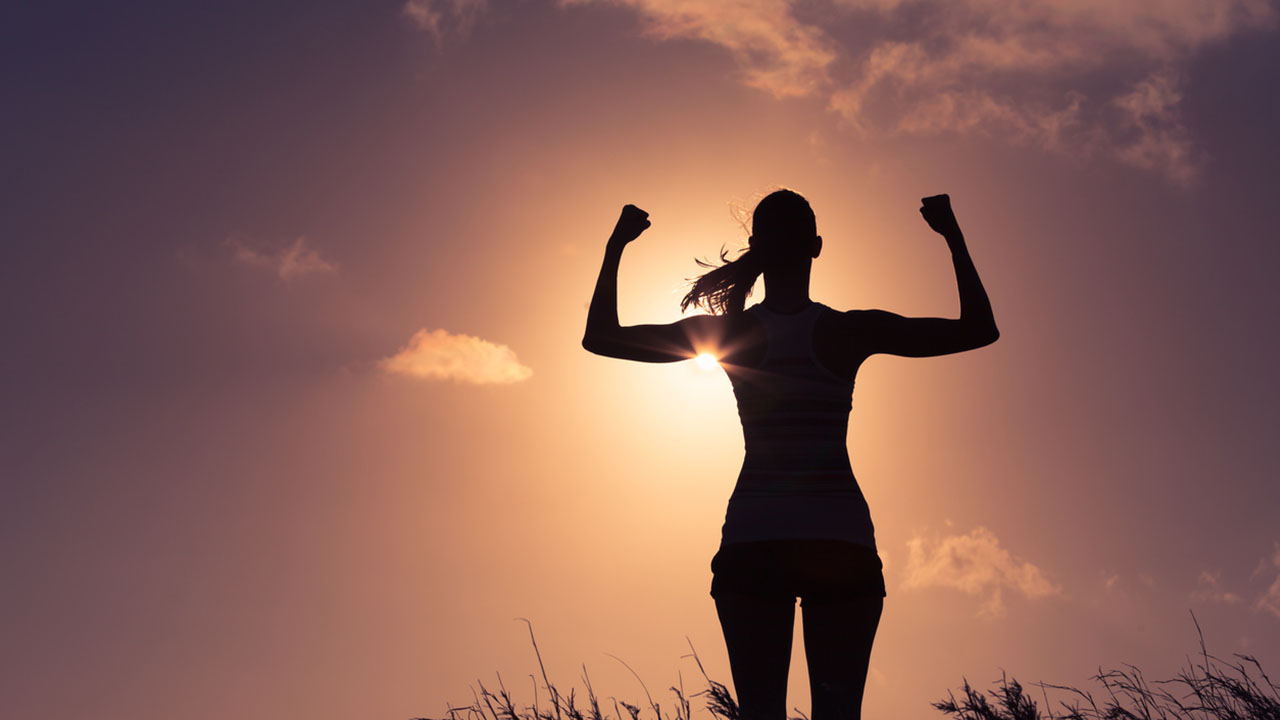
710, 538, 886, 604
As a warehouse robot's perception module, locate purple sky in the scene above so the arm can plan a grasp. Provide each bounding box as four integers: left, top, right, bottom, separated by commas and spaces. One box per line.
3, 2, 1280, 719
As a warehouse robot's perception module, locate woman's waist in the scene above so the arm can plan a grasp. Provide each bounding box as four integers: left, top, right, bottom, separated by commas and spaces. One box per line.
714, 538, 881, 567
731, 467, 862, 495
740, 446, 852, 471
719, 493, 877, 548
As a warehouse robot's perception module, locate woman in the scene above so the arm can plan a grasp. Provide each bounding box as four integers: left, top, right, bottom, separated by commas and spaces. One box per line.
582, 189, 998, 720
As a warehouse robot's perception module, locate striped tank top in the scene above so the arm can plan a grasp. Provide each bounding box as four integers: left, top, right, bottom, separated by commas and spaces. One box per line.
719, 301, 877, 550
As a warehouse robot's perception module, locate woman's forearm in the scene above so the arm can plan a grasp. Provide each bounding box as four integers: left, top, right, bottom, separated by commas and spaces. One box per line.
583, 205, 652, 353
946, 231, 999, 342
583, 240, 626, 350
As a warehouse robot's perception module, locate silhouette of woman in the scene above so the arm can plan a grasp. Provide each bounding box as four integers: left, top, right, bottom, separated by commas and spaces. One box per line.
582, 190, 998, 720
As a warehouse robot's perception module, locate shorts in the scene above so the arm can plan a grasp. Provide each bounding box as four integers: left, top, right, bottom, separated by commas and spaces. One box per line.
710, 538, 886, 606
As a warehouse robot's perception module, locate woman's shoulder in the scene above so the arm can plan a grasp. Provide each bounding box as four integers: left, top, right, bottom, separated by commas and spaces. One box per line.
712, 308, 766, 367
815, 304, 895, 327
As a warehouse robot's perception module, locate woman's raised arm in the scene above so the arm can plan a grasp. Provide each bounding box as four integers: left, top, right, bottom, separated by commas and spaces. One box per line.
845, 194, 999, 358
582, 205, 721, 362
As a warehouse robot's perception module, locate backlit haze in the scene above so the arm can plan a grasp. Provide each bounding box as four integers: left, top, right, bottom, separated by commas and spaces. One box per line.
4, 2, 1280, 719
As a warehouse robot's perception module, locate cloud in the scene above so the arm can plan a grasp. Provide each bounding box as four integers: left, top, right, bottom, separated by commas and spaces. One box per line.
406, 0, 1274, 181
1253, 542, 1280, 620
403, 0, 487, 45
228, 236, 337, 280
559, 0, 1276, 183
562, 0, 837, 98
1192, 569, 1242, 605
901, 525, 1061, 618
1112, 70, 1198, 186
380, 328, 533, 384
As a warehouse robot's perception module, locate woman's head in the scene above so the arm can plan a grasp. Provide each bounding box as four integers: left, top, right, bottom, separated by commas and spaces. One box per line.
681, 189, 821, 315
749, 189, 818, 263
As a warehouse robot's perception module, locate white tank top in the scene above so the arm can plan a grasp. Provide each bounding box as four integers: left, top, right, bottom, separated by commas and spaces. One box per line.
719, 301, 877, 550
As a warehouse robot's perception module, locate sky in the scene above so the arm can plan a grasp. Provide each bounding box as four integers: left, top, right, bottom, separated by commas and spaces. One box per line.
3, 1, 1280, 719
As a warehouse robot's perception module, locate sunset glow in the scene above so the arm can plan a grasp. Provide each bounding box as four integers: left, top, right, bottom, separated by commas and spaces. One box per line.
3, 3, 1279, 720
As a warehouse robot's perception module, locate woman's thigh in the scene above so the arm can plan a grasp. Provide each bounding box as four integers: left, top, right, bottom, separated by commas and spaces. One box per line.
713, 592, 796, 720
800, 595, 883, 720
710, 540, 885, 719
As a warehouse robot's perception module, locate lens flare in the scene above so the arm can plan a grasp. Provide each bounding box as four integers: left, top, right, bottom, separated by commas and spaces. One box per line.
695, 352, 720, 370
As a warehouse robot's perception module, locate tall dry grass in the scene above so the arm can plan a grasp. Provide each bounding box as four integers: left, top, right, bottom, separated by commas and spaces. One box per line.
420, 615, 1277, 720
934, 616, 1278, 720
415, 619, 754, 720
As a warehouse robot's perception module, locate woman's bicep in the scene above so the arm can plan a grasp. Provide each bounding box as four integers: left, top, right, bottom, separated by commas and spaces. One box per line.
583, 315, 720, 363
847, 310, 987, 358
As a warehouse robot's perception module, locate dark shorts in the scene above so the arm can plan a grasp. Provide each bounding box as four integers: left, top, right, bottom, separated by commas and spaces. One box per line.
710, 538, 886, 605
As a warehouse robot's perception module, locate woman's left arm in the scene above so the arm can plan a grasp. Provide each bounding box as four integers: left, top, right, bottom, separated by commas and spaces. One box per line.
928, 195, 999, 346
845, 195, 999, 358
582, 205, 718, 362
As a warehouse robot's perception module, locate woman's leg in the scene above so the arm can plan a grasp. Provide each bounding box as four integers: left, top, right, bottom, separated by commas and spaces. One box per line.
800, 595, 883, 720
714, 591, 796, 720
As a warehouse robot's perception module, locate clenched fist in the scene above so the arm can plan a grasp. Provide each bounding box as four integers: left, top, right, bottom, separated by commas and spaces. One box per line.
920, 194, 962, 239
609, 204, 651, 246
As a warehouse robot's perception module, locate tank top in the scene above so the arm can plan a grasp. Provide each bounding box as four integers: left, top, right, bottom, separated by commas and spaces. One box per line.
719, 301, 877, 550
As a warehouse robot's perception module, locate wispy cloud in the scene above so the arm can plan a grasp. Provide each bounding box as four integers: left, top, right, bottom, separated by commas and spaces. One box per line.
1253, 542, 1280, 620
558, 0, 1276, 183
563, 0, 837, 98
403, 0, 487, 46
1112, 70, 1198, 186
227, 235, 337, 280
901, 525, 1061, 618
1192, 569, 1242, 605
380, 328, 533, 385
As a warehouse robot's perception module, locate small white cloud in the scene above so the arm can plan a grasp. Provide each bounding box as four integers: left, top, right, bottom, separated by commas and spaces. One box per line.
228, 236, 337, 280
901, 526, 1061, 618
1192, 569, 1241, 605
380, 328, 533, 385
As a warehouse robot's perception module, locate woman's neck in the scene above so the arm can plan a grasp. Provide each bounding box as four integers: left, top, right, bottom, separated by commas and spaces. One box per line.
761, 265, 813, 313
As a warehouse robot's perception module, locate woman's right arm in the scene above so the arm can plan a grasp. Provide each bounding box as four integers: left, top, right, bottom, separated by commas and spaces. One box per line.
846, 194, 999, 357
582, 205, 722, 362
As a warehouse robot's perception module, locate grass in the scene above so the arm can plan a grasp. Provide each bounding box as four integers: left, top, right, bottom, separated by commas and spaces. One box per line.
934, 615, 1279, 720
415, 618, 756, 720
419, 615, 1277, 720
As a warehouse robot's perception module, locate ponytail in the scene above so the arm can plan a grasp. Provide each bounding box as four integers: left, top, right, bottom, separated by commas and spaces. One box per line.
682, 188, 815, 315
680, 246, 763, 316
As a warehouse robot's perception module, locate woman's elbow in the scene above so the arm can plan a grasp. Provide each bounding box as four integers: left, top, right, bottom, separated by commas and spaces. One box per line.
582, 333, 618, 357
976, 324, 1000, 347
960, 320, 999, 350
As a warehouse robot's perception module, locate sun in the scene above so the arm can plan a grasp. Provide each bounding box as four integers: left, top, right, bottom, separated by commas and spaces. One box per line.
694, 352, 720, 370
